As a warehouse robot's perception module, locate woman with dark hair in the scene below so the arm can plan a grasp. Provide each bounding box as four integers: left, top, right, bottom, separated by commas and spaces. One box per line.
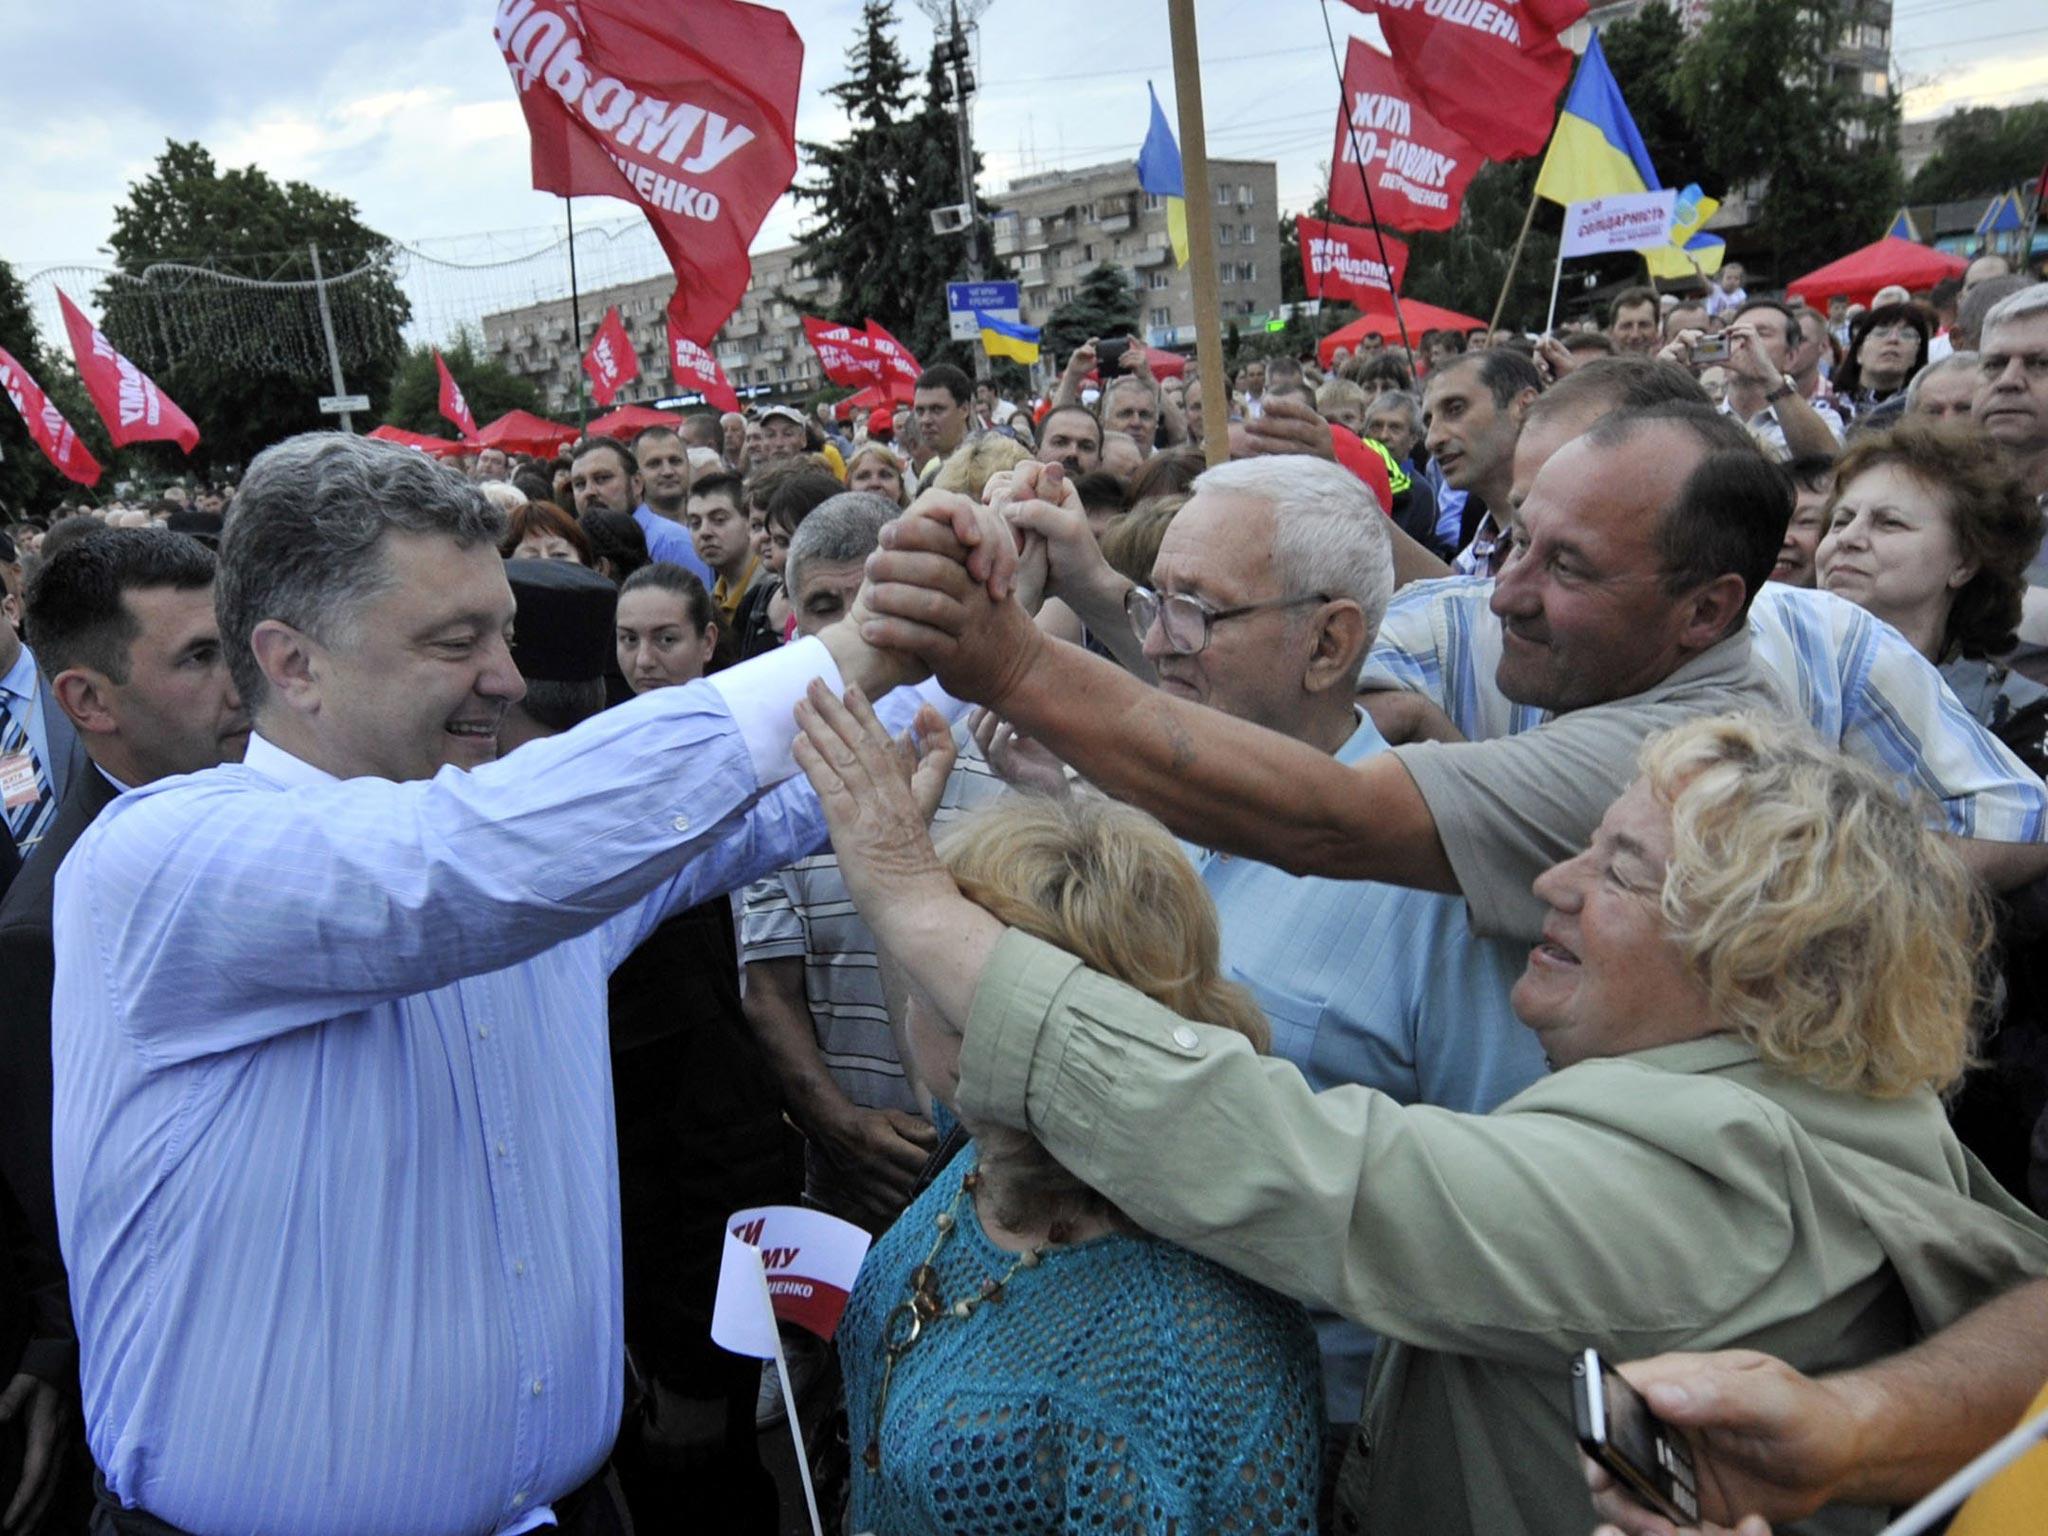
1835, 303, 1931, 432
1123, 445, 1205, 510
616, 562, 718, 689
499, 499, 593, 565
1815, 419, 2047, 771
581, 506, 651, 585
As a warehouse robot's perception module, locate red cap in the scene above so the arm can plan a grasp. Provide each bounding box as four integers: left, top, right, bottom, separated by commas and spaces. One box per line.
868, 409, 895, 440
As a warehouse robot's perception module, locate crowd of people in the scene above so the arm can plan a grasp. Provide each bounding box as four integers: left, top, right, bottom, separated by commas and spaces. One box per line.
0, 247, 2046, 1536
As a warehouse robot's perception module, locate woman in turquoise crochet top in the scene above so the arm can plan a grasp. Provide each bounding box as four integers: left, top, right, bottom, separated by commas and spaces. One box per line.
837, 792, 1323, 1535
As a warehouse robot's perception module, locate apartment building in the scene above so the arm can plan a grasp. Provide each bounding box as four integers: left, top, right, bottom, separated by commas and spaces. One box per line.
991, 157, 1283, 348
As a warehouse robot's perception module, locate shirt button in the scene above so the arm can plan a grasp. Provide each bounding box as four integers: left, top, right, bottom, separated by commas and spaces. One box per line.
532, 1378, 544, 1396
511, 1492, 525, 1507
515, 1260, 526, 1276
672, 814, 691, 832
477, 1026, 489, 1040
1172, 1025, 1200, 1051
497, 1141, 508, 1157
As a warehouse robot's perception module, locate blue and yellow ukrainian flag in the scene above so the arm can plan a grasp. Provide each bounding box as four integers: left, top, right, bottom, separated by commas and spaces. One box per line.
1137, 82, 1189, 269
1534, 33, 1725, 279
977, 311, 1040, 365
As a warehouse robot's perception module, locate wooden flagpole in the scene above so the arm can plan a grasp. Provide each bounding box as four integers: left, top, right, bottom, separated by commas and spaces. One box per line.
1167, 0, 1229, 465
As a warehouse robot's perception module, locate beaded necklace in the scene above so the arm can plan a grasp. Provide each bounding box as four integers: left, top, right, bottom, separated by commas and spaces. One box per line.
863, 1160, 1072, 1473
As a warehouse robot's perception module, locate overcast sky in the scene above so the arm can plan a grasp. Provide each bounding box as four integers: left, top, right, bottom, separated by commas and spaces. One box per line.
7, 0, 2042, 341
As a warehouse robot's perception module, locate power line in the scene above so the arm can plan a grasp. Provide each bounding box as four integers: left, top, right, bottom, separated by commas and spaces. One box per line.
980, 42, 1327, 89
1895, 24, 2048, 54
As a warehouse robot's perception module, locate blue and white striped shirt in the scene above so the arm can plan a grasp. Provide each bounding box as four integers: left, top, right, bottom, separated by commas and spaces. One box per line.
1362, 578, 2048, 842
50, 638, 872, 1536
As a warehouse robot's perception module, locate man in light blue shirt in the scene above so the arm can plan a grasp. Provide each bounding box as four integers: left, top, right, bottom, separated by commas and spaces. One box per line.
49, 434, 968, 1536
1123, 457, 1545, 1435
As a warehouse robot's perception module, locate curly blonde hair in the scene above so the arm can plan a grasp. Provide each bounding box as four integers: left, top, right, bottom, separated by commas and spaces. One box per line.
935, 794, 1267, 1227
1642, 715, 1987, 1099
930, 434, 1031, 502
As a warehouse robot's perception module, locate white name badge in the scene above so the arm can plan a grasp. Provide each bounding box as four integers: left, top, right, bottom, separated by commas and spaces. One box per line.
1, 752, 41, 811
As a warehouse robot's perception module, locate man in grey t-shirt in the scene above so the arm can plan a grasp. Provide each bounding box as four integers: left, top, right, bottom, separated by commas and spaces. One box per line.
857, 404, 1790, 943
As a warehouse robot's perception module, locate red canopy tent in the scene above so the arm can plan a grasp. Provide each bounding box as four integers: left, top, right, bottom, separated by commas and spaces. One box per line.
833, 380, 915, 422
1318, 303, 1487, 369
1786, 238, 1968, 310
586, 404, 683, 440
475, 409, 580, 456
367, 424, 464, 458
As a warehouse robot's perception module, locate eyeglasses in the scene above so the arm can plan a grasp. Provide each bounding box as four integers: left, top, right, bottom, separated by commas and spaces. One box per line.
1124, 584, 1330, 655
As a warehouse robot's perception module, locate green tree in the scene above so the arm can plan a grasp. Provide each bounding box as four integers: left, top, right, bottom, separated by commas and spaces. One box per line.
1040, 263, 1141, 369
382, 332, 538, 438
1403, 161, 1561, 334
1909, 103, 2048, 204
98, 141, 410, 477
794, 3, 1006, 372
1677, 0, 1899, 278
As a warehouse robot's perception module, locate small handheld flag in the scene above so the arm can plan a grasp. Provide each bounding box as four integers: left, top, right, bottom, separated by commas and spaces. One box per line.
977, 311, 1041, 366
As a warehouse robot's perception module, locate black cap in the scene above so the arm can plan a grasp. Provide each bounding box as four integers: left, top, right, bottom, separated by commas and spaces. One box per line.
505, 559, 617, 683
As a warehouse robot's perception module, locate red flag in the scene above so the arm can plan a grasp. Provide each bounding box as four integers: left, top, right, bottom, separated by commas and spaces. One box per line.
863, 319, 922, 386
56, 290, 199, 454
496, 0, 803, 345
582, 306, 641, 407
435, 351, 481, 441
666, 299, 740, 412
1298, 216, 1410, 311
801, 316, 885, 387
0, 347, 102, 487
1337, 0, 1582, 162
1326, 40, 1485, 234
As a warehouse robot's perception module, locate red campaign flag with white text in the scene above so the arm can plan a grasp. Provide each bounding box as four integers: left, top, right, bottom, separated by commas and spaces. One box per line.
1326, 39, 1484, 234
57, 290, 199, 453
1337, 0, 1584, 162
495, 0, 803, 345
801, 316, 885, 387
1298, 216, 1410, 312
665, 298, 740, 412
863, 319, 922, 386
0, 347, 101, 487
582, 305, 641, 406
435, 350, 481, 441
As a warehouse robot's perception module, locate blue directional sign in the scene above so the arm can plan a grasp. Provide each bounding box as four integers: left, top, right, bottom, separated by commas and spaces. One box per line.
946, 280, 1022, 341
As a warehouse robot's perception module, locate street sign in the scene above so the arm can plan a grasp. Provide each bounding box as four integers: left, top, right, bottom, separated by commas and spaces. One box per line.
945, 280, 1022, 342
319, 394, 371, 414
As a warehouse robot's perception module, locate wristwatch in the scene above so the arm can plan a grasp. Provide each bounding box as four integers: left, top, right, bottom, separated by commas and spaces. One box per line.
1765, 375, 1796, 403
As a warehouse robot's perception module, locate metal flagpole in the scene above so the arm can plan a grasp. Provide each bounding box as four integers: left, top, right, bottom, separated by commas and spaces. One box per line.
1318, 2, 1413, 359
307, 244, 354, 434
1167, 0, 1230, 464
1544, 245, 1566, 332
565, 199, 587, 432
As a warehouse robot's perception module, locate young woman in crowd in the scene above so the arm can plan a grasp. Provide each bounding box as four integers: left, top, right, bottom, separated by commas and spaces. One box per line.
1834, 302, 1932, 432
615, 561, 720, 693
794, 689, 2048, 1536
835, 792, 1324, 1535
845, 442, 911, 508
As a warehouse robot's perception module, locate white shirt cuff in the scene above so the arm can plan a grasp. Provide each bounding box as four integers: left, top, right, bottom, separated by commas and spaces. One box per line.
914, 675, 972, 725
706, 635, 846, 788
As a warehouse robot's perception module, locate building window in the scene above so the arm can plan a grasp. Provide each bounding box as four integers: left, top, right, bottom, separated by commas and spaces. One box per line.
1220, 224, 1235, 244
1216, 185, 1233, 206
1238, 183, 1254, 205
1143, 192, 1167, 211
1022, 251, 1042, 271
1084, 244, 1095, 261
1148, 271, 1171, 290
1150, 306, 1172, 327
1057, 286, 1078, 304
1242, 261, 1257, 283
1241, 223, 1256, 244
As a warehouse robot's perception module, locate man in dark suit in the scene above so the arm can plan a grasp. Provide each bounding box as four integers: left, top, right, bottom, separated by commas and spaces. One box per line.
0, 529, 246, 1533
0, 530, 85, 869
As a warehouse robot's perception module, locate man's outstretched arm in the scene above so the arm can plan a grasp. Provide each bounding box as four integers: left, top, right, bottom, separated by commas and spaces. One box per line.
861, 503, 1457, 893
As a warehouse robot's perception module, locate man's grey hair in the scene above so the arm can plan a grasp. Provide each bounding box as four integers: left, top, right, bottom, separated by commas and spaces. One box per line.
218, 433, 505, 709
1956, 275, 2039, 350
1101, 374, 1159, 410
1190, 457, 1394, 643
1366, 389, 1425, 439
1981, 283, 2048, 340
1905, 351, 1979, 410
785, 492, 897, 597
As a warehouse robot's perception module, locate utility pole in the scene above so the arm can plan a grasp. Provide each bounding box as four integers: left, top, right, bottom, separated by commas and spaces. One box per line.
923, 0, 994, 381
308, 243, 354, 434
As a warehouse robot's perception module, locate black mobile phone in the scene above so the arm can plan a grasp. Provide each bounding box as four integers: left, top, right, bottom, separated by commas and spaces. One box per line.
1571, 1348, 1701, 1527
1692, 334, 1730, 365
1096, 336, 1135, 377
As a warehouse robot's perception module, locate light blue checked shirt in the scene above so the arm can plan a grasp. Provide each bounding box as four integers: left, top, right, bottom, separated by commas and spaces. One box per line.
1362, 577, 2048, 843
1190, 713, 1546, 1424
49, 637, 893, 1536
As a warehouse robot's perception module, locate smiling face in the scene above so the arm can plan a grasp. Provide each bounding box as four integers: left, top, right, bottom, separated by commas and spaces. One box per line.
1610, 301, 1659, 356
1774, 481, 1831, 587
1489, 428, 1705, 713
274, 530, 525, 782
1424, 360, 1520, 495
1513, 777, 1714, 1069
615, 585, 715, 693
1815, 462, 1971, 656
